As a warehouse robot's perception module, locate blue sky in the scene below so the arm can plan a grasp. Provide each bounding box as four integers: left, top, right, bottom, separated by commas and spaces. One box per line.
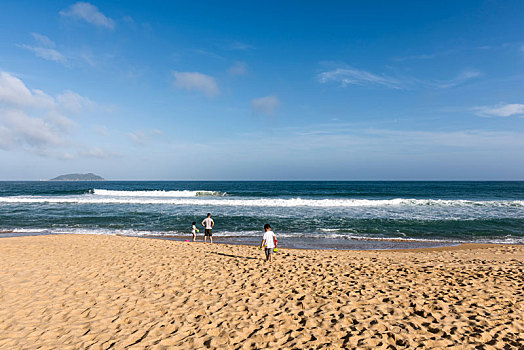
0, 0, 523, 180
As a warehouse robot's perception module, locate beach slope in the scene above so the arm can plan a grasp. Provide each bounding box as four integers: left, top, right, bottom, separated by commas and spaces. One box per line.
0, 235, 522, 349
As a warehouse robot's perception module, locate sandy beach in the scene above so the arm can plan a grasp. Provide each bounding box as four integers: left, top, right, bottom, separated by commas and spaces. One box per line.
0, 235, 522, 349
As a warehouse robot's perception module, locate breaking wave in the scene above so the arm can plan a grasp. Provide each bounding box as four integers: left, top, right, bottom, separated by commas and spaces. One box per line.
1, 196, 523, 208
91, 189, 227, 197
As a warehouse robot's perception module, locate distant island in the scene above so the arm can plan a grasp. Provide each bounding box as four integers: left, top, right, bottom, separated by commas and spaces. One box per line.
49, 173, 105, 181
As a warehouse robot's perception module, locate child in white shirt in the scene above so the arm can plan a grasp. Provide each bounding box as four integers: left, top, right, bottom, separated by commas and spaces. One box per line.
259, 223, 277, 262
191, 221, 198, 242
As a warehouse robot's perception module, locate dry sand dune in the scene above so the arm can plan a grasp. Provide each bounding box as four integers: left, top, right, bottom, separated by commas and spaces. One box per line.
0, 235, 523, 349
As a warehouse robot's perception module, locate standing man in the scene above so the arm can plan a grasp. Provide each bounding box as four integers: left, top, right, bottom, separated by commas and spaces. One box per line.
201, 213, 214, 244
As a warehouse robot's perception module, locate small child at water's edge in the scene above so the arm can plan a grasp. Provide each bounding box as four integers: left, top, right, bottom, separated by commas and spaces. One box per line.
191, 221, 198, 242
259, 223, 277, 262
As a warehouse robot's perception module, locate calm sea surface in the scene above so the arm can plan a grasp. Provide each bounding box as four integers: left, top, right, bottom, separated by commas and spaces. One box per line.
1, 181, 523, 249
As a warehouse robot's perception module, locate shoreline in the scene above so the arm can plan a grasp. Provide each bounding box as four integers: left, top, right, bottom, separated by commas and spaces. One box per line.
1, 231, 512, 253
147, 234, 465, 251
1, 230, 522, 251
95, 234, 524, 253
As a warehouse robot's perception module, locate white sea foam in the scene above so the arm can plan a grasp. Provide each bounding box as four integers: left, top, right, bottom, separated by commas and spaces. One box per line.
319, 228, 342, 232
8, 227, 165, 237
4, 227, 523, 245
1, 196, 523, 208
92, 189, 226, 197
12, 228, 48, 233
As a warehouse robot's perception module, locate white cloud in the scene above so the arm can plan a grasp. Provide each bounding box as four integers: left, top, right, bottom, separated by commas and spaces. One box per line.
33, 149, 77, 160
31, 33, 56, 48
0, 72, 55, 109
18, 33, 67, 64
46, 111, 78, 131
172, 71, 219, 97
2, 109, 66, 147
19, 45, 67, 64
60, 2, 115, 29
0, 125, 13, 150
317, 67, 403, 89
0, 71, 102, 158
228, 61, 247, 76
252, 95, 279, 115
127, 129, 166, 147
127, 130, 149, 146
57, 90, 94, 114
227, 41, 253, 51
317, 65, 480, 90
434, 70, 480, 88
188, 49, 224, 60
474, 103, 524, 117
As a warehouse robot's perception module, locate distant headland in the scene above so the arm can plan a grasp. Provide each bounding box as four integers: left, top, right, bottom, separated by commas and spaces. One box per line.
49, 173, 105, 181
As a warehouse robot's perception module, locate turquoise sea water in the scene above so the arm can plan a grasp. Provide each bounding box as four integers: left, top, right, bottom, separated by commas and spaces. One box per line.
0, 181, 523, 249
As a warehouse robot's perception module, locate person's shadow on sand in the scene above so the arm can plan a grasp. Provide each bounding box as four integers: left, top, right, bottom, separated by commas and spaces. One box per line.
211, 252, 258, 260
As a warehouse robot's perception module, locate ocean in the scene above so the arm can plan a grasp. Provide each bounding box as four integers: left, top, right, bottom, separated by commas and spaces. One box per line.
0, 181, 523, 250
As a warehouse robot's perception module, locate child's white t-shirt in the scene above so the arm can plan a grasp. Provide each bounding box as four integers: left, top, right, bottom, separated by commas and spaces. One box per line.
263, 230, 276, 249
192, 225, 197, 233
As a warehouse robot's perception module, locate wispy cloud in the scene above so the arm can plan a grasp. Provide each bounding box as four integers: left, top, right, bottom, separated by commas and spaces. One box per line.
228, 61, 248, 76
317, 67, 403, 89
31, 33, 56, 48
19, 45, 66, 64
127, 130, 148, 146
127, 129, 164, 147
57, 90, 94, 114
187, 48, 225, 60
432, 70, 480, 88
226, 41, 253, 51
317, 65, 480, 90
172, 71, 219, 97
60, 2, 115, 29
18, 33, 66, 64
252, 95, 279, 115
473, 103, 524, 117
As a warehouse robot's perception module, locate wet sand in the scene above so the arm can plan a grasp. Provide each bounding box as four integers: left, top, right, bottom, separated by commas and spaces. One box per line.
0, 234, 522, 349
149, 234, 458, 251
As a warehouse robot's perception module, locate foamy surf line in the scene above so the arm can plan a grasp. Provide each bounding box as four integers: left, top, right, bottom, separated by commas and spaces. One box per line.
1, 196, 524, 208
3, 227, 523, 245
91, 189, 227, 197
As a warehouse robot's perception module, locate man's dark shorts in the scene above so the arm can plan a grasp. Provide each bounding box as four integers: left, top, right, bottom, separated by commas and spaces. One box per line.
205, 229, 212, 236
